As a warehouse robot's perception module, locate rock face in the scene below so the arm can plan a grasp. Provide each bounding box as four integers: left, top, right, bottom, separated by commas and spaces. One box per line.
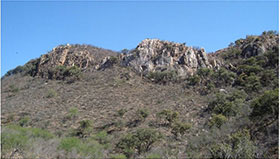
19, 44, 117, 79
36, 45, 95, 78
234, 33, 278, 58
120, 39, 211, 77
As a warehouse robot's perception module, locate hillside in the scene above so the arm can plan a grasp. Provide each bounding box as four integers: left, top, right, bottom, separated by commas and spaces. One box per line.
1, 31, 279, 158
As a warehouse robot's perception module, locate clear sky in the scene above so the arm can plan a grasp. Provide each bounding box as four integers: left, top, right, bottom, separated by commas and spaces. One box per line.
2, 0, 279, 76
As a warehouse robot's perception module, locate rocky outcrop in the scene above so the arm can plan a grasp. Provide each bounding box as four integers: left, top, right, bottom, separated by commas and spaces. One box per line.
120, 39, 211, 77
233, 32, 278, 58
36, 45, 95, 78
11, 44, 118, 79
95, 56, 117, 70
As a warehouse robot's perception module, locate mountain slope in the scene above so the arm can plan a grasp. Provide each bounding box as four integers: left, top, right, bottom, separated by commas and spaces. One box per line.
1, 31, 279, 158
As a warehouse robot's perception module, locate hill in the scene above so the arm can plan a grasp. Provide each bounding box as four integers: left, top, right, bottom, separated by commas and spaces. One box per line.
1, 31, 279, 158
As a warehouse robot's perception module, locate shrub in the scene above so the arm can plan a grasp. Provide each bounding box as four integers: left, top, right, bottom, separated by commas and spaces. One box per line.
67, 107, 79, 119
9, 85, 19, 93
73, 120, 92, 137
110, 153, 127, 159
49, 65, 81, 81
4, 59, 38, 77
157, 109, 179, 125
2, 125, 54, 153
260, 70, 276, 86
250, 89, 279, 124
46, 89, 57, 98
117, 128, 162, 157
146, 153, 162, 159
19, 116, 30, 127
213, 68, 236, 86
117, 109, 127, 117
58, 137, 81, 152
28, 127, 54, 140
264, 48, 279, 68
222, 48, 241, 59
209, 129, 256, 159
92, 131, 110, 145
237, 65, 263, 75
171, 121, 192, 137
208, 90, 246, 117
110, 56, 118, 64
209, 114, 227, 128
136, 108, 149, 120
186, 75, 200, 86
2, 130, 29, 151
147, 70, 177, 84
197, 68, 213, 77
244, 74, 261, 92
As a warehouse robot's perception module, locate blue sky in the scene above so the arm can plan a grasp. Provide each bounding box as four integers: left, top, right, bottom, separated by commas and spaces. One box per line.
2, 1, 278, 76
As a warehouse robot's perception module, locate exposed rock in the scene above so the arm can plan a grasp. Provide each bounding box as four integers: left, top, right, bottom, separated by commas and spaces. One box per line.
238, 34, 278, 58
17, 44, 117, 79
120, 39, 211, 77
95, 56, 116, 70
36, 45, 94, 78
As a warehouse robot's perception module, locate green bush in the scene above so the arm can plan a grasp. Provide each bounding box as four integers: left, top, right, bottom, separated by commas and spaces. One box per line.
49, 65, 81, 80
157, 109, 179, 125
260, 70, 276, 86
264, 47, 279, 68
2, 130, 29, 151
137, 108, 149, 120
92, 130, 110, 145
209, 129, 256, 159
9, 85, 19, 93
171, 121, 192, 137
250, 89, 279, 123
110, 56, 118, 64
4, 59, 38, 77
28, 127, 55, 140
73, 120, 92, 137
147, 70, 177, 84
235, 73, 261, 92
117, 108, 127, 117
208, 90, 246, 117
67, 107, 79, 119
117, 128, 162, 157
59, 137, 81, 152
110, 153, 127, 159
237, 65, 263, 76
186, 75, 200, 86
146, 153, 162, 159
213, 68, 236, 86
46, 89, 57, 98
222, 48, 242, 59
19, 116, 30, 127
209, 114, 227, 128
2, 125, 54, 153
197, 68, 213, 77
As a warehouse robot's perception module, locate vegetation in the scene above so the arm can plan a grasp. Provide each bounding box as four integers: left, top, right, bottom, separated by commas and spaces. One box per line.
147, 70, 177, 84
171, 121, 192, 137
1, 32, 278, 158
209, 114, 227, 128
207, 90, 246, 117
46, 89, 57, 98
136, 108, 149, 120
209, 129, 256, 159
157, 109, 179, 125
49, 65, 81, 81
9, 85, 19, 93
4, 59, 39, 77
117, 128, 162, 157
250, 88, 278, 125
